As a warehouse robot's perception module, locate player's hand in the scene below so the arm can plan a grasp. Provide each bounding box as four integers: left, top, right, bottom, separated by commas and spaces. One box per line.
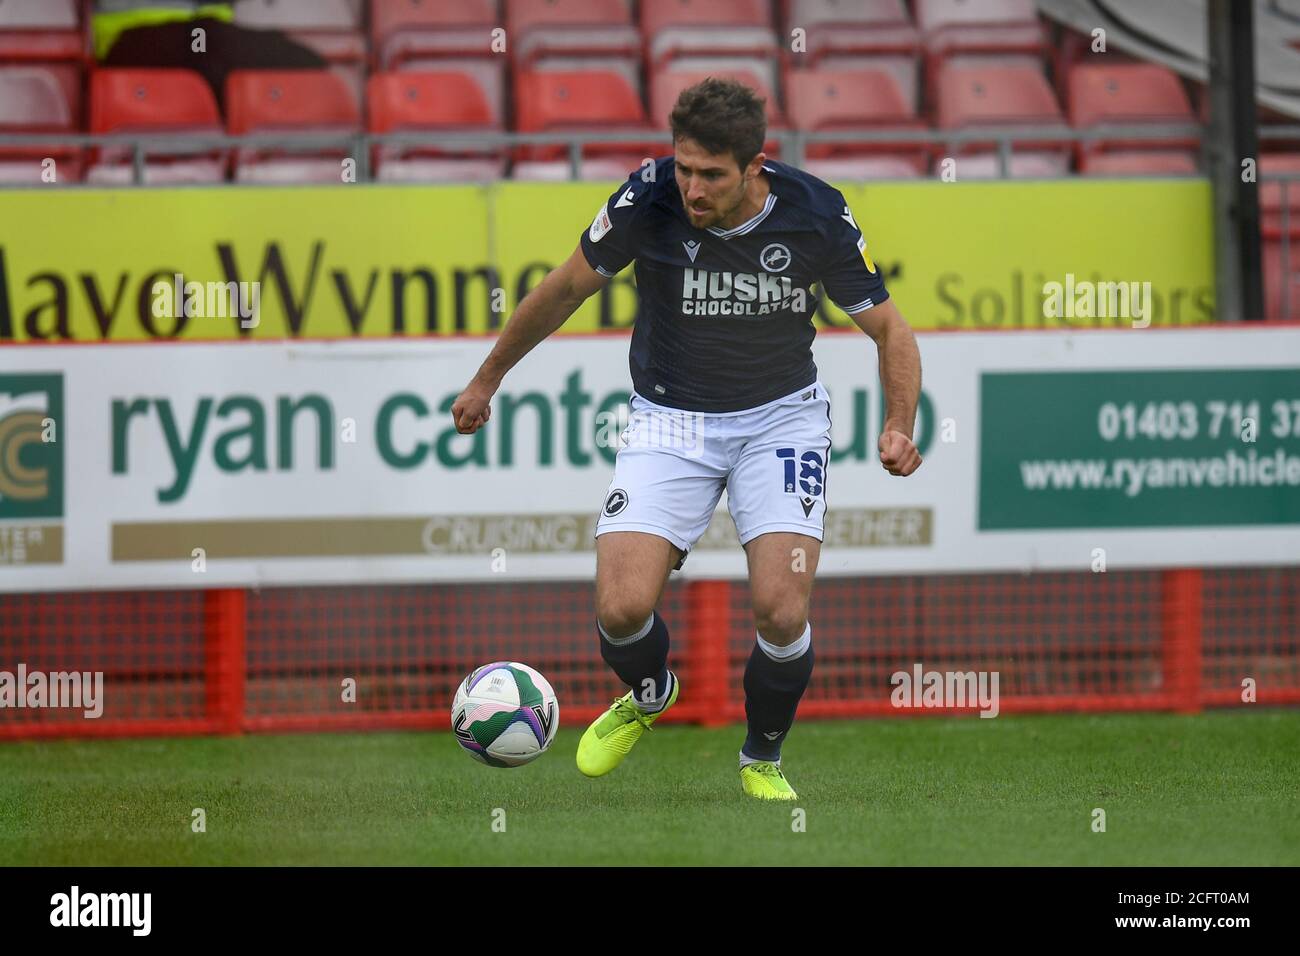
451, 382, 494, 434
878, 429, 921, 476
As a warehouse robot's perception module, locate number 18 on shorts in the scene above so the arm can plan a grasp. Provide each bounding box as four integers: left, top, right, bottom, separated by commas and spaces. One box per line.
595, 384, 832, 561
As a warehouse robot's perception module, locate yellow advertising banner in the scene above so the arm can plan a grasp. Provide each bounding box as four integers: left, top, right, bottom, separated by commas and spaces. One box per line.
0, 178, 1214, 342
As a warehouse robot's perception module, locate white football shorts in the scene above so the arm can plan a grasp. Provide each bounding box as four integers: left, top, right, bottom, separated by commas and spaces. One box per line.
595, 382, 832, 566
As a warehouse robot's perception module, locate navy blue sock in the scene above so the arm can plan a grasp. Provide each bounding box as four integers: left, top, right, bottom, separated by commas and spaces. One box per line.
599, 611, 671, 708
742, 630, 814, 761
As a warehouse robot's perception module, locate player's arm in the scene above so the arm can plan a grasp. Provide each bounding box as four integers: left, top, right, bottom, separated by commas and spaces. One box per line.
451, 245, 609, 434
847, 298, 922, 477
819, 200, 922, 477
454, 172, 644, 434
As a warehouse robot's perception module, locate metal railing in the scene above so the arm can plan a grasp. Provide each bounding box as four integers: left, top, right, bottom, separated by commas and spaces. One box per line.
0, 123, 1216, 184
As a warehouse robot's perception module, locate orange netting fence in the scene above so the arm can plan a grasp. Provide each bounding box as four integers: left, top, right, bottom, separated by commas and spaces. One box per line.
1, 567, 1297, 739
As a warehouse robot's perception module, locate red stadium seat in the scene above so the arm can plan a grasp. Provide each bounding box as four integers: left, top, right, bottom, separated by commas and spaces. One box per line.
512, 68, 660, 170
368, 71, 505, 182
785, 67, 927, 169
916, 0, 1047, 106
226, 70, 359, 134
390, 58, 505, 129
1068, 64, 1194, 128
642, 0, 777, 67
0, 0, 82, 63
1080, 151, 1199, 176
91, 69, 220, 132
87, 69, 225, 185
233, 0, 366, 63
936, 63, 1068, 176
928, 49, 1052, 119
226, 70, 361, 184
369, 71, 494, 131
915, 0, 1046, 57
527, 54, 642, 97
937, 63, 1063, 128
0, 65, 76, 127
813, 54, 919, 115
514, 69, 645, 130
371, 0, 500, 69
0, 65, 80, 184
784, 0, 920, 61
1068, 63, 1197, 164
508, 0, 640, 65
1055, 28, 1148, 100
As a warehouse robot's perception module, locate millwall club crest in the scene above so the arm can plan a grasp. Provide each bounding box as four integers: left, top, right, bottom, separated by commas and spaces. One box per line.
759, 243, 791, 272
603, 488, 629, 517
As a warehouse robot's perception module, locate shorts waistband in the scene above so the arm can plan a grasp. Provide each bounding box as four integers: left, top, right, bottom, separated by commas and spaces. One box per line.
631, 381, 825, 418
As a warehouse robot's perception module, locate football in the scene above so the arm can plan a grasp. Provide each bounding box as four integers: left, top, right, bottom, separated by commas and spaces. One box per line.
451, 662, 559, 767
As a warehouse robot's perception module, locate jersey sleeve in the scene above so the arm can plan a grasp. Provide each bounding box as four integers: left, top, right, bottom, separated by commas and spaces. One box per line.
578, 171, 646, 278
818, 198, 889, 314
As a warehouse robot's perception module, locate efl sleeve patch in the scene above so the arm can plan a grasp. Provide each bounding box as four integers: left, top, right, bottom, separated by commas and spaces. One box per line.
589, 204, 613, 242
580, 173, 642, 276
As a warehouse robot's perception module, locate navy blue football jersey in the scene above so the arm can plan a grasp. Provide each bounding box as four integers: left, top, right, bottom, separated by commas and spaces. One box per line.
578, 156, 889, 413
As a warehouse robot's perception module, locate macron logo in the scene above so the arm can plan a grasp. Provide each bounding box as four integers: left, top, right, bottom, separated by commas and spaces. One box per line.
50, 886, 151, 937
682, 240, 701, 262
615, 188, 636, 209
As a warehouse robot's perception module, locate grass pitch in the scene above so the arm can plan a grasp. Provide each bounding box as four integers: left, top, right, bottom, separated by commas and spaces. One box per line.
1, 710, 1296, 866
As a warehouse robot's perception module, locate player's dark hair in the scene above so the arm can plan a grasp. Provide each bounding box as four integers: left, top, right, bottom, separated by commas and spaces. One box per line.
669, 78, 767, 172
